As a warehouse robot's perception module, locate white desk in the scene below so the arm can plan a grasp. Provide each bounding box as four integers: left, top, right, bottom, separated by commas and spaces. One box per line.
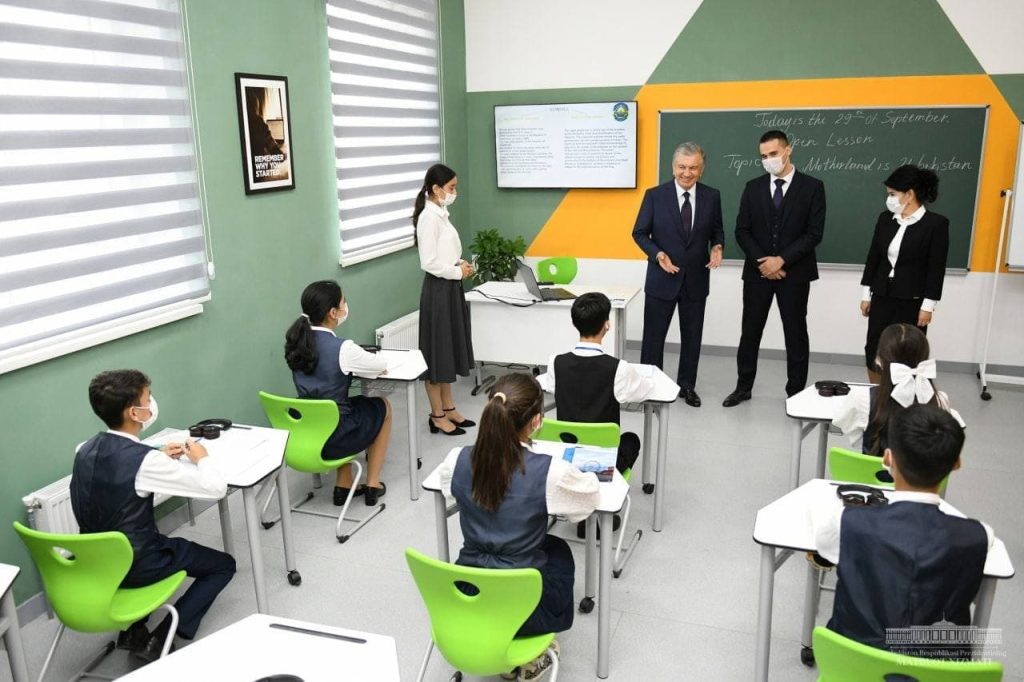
118, 613, 400, 681
0, 564, 28, 682
752, 479, 1015, 682
465, 283, 639, 371
785, 384, 858, 489
355, 349, 429, 501
147, 425, 299, 614
538, 365, 680, 531
422, 443, 628, 679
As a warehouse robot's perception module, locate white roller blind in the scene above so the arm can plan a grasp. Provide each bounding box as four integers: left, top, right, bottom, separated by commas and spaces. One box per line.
327, 0, 441, 266
0, 0, 210, 374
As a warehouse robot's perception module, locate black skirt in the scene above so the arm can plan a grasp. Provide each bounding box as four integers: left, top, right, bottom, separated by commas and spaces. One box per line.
865, 294, 928, 371
419, 273, 474, 383
322, 395, 387, 460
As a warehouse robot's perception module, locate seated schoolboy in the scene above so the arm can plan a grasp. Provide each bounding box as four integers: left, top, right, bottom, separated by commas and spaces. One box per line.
285, 280, 392, 506
438, 373, 600, 681
833, 322, 963, 456
70, 370, 235, 662
815, 404, 993, 658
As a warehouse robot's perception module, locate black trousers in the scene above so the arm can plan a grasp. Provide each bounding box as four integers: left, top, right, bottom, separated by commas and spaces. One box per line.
736, 278, 811, 397
617, 432, 640, 473
517, 535, 576, 637
864, 294, 927, 371
640, 290, 707, 390
123, 537, 236, 640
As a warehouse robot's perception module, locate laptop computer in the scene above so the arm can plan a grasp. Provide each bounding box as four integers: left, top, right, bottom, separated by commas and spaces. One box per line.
516, 261, 577, 301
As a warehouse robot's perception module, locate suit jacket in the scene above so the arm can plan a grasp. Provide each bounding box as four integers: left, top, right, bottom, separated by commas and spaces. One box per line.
632, 180, 724, 301
860, 210, 949, 301
735, 170, 826, 283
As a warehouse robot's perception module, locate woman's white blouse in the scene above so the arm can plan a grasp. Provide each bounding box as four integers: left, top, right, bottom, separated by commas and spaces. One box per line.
417, 201, 463, 280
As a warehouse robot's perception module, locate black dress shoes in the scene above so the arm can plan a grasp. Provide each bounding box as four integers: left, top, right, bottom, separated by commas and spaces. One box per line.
681, 388, 701, 407
722, 390, 752, 407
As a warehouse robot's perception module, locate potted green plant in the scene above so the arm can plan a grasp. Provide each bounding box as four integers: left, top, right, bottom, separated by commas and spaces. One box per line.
468, 229, 526, 284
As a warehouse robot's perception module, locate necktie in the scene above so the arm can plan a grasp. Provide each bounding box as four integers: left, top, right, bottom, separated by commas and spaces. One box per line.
680, 191, 692, 241
772, 179, 785, 211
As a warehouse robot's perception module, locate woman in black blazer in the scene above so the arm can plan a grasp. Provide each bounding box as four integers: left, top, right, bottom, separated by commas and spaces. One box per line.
860, 165, 948, 381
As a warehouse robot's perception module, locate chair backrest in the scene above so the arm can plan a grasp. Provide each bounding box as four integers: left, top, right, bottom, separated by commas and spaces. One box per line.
535, 417, 619, 448
829, 446, 949, 494
13, 522, 132, 632
813, 626, 1003, 681
405, 548, 545, 676
536, 257, 578, 285
258, 391, 341, 474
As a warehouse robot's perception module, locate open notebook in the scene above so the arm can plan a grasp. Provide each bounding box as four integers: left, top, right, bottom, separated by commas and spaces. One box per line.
561, 444, 617, 482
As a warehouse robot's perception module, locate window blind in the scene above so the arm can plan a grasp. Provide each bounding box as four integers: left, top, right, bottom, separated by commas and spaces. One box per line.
0, 0, 210, 373
327, 0, 441, 266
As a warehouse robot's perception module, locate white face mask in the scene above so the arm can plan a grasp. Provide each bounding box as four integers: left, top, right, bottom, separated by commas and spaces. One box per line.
133, 396, 158, 432
439, 190, 457, 207
886, 194, 905, 214
762, 156, 785, 176
336, 305, 349, 325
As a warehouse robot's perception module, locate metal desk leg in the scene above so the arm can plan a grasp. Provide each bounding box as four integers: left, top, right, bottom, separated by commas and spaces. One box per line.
597, 510, 613, 679
242, 487, 269, 613
217, 496, 234, 556
276, 466, 300, 586
407, 382, 419, 501
973, 577, 997, 628
433, 491, 450, 562
816, 423, 829, 479
653, 403, 669, 532
1, 588, 29, 682
754, 545, 776, 682
641, 404, 654, 493
790, 420, 805, 489
801, 560, 820, 659
614, 308, 627, 359
581, 514, 597, 613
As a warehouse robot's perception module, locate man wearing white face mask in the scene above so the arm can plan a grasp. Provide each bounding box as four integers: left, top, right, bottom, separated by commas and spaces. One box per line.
70, 369, 234, 663
725, 129, 826, 406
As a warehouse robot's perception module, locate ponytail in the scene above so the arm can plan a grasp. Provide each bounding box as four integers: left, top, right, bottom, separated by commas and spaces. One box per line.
284, 281, 342, 375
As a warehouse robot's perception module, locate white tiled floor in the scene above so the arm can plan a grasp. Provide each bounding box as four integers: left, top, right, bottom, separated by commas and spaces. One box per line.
5, 354, 1022, 681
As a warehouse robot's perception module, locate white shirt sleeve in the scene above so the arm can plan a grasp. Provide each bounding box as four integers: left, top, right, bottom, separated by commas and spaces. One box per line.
416, 212, 462, 280
437, 448, 463, 503
831, 386, 871, 451
861, 286, 873, 302
339, 339, 387, 376
135, 451, 227, 500
920, 298, 937, 313
545, 458, 601, 522
812, 503, 844, 564
613, 360, 657, 404
540, 355, 557, 393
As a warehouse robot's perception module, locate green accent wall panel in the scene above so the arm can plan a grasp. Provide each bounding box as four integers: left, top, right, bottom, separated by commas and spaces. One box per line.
992, 74, 1024, 120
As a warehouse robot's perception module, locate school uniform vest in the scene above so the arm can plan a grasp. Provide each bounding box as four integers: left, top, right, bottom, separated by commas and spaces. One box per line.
768, 196, 783, 255
70, 432, 168, 557
552, 353, 620, 425
829, 502, 988, 653
451, 446, 552, 570
292, 330, 354, 418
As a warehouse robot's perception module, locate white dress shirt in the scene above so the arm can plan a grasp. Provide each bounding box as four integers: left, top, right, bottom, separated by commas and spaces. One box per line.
812, 490, 993, 565
416, 200, 463, 280
832, 385, 964, 452
437, 444, 601, 523
76, 430, 228, 500
543, 342, 657, 404
675, 180, 697, 217
861, 205, 936, 312
309, 325, 387, 376
767, 166, 795, 198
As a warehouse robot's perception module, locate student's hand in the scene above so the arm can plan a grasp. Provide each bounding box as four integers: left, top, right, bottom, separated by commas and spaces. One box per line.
656, 251, 680, 274
757, 255, 785, 276
860, 301, 871, 317
706, 245, 723, 269
459, 260, 474, 279
917, 309, 932, 327
161, 442, 187, 459
183, 439, 208, 463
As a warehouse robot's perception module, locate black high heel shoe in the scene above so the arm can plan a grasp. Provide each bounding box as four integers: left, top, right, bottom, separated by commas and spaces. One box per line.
443, 407, 476, 428
428, 414, 466, 436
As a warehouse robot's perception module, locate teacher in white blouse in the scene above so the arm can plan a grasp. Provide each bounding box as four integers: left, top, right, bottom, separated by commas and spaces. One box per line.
413, 163, 476, 436
859, 165, 948, 382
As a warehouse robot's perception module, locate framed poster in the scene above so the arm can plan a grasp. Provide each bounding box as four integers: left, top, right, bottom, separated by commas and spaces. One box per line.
235, 73, 294, 194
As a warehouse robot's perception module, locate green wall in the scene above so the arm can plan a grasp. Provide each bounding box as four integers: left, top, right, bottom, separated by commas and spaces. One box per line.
0, 0, 460, 604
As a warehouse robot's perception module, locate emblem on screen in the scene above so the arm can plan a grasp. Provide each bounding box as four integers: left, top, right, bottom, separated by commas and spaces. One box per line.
612, 102, 630, 122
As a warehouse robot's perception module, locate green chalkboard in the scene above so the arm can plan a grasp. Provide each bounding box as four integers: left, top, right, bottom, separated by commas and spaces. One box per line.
658, 107, 988, 269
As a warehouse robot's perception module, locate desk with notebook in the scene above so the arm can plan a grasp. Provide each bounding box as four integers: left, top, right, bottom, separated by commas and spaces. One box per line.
785, 383, 872, 489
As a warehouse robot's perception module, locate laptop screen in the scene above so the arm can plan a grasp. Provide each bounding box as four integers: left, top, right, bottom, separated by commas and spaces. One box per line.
516, 261, 544, 299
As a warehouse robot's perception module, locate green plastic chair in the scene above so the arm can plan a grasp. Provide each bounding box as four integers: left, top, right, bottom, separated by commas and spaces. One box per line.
258, 391, 383, 543
535, 257, 578, 285
829, 446, 949, 495
813, 626, 1003, 681
405, 548, 559, 681
534, 418, 641, 578
13, 522, 184, 682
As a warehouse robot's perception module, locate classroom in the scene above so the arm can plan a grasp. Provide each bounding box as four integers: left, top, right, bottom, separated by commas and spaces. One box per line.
1, 0, 1023, 680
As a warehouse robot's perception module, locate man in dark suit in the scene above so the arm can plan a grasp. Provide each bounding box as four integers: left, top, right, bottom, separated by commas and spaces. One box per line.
723, 130, 826, 406
632, 142, 724, 407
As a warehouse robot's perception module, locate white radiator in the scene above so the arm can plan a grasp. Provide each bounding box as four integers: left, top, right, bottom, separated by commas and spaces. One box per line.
22, 474, 79, 535
375, 310, 419, 350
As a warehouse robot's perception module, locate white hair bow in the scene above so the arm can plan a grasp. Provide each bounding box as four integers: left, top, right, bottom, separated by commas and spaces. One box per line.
889, 359, 937, 407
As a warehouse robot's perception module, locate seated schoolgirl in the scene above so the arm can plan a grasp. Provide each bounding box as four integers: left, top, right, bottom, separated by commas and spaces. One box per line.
284, 280, 392, 506
438, 373, 601, 681
833, 322, 963, 456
